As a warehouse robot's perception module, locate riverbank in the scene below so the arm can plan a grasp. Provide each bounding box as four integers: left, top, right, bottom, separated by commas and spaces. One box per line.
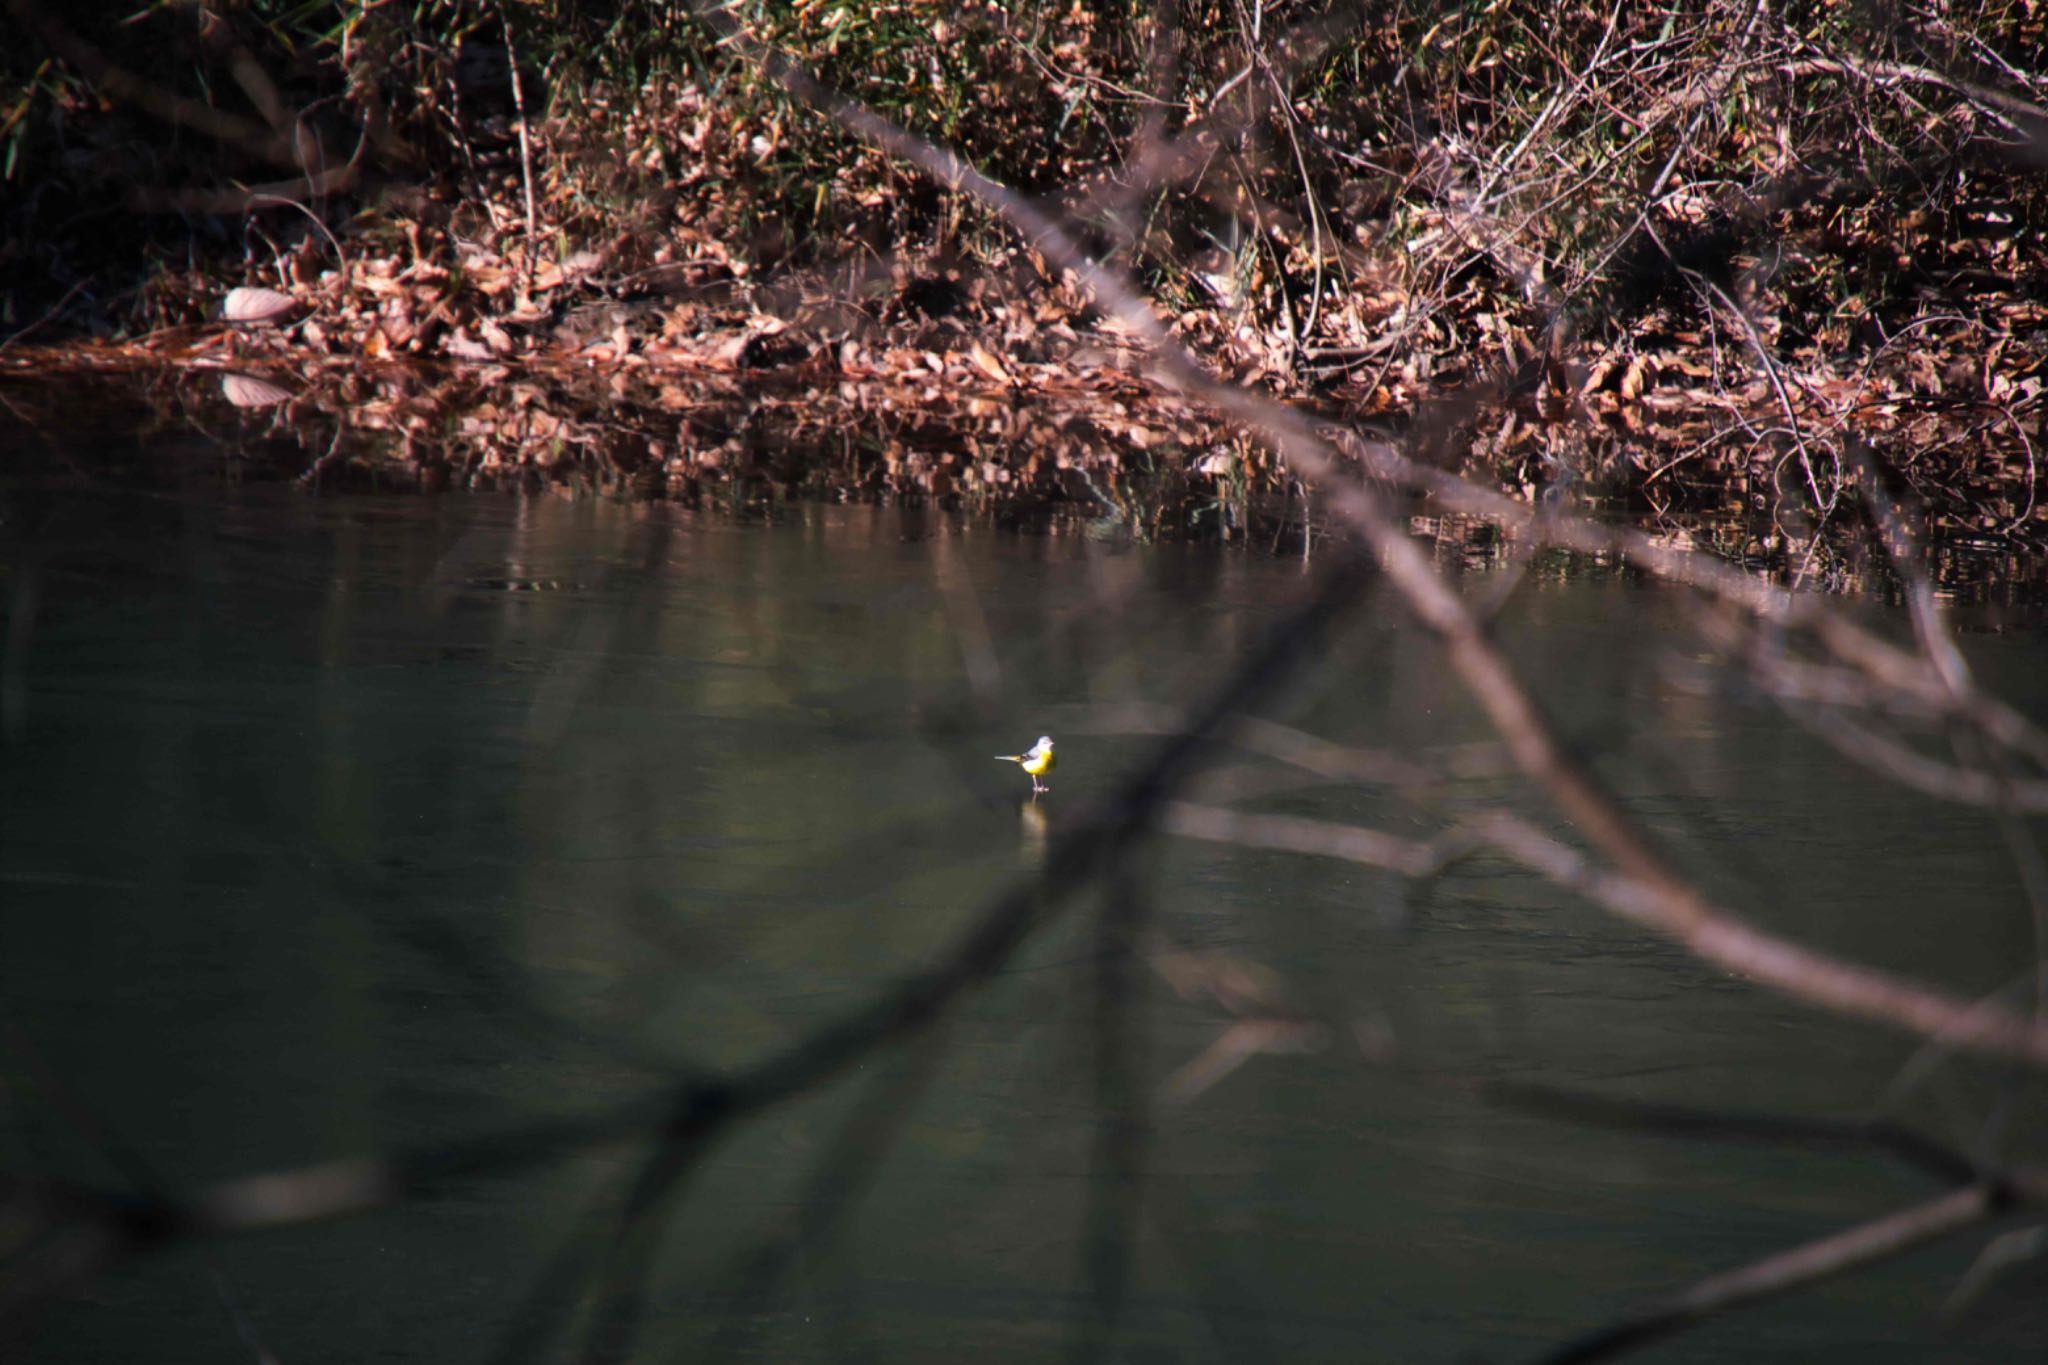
3, 1, 2044, 582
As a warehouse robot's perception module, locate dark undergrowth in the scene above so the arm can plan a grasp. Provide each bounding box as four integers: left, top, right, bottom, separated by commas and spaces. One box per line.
2, 0, 2044, 569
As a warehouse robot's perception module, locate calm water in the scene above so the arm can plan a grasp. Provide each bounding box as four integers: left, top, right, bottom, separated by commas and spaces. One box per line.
3, 483, 2044, 1363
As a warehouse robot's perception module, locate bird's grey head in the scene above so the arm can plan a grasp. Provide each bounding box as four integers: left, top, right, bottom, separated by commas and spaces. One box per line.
1036, 736, 1054, 749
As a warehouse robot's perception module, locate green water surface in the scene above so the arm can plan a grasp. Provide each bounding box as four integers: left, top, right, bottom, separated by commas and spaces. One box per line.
3, 485, 2043, 1363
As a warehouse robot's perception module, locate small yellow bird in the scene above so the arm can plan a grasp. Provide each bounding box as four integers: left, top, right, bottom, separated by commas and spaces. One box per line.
996, 735, 1057, 794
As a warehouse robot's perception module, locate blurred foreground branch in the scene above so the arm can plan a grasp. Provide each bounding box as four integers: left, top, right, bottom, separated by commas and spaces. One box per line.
695, 0, 2048, 1071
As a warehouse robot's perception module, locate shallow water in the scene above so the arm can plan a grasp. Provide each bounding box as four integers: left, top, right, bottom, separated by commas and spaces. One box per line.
2, 481, 2044, 1363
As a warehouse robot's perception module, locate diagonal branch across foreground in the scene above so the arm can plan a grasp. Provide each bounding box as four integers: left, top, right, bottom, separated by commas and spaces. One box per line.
701, 7, 2048, 1069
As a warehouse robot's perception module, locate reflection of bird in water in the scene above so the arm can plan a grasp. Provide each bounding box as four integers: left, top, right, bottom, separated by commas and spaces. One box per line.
1018, 799, 1048, 867
995, 735, 1056, 795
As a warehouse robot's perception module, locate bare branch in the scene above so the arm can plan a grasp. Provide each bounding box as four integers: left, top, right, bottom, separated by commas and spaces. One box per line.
1162, 801, 2048, 1067
684, 3, 2048, 1075
1532, 1186, 2007, 1365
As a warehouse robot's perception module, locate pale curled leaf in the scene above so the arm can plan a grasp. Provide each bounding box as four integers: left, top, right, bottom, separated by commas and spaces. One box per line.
222, 287, 300, 326
967, 341, 1012, 385
442, 330, 494, 362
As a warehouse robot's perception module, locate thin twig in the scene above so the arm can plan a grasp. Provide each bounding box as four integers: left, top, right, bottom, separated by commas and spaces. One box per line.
496, 2, 542, 301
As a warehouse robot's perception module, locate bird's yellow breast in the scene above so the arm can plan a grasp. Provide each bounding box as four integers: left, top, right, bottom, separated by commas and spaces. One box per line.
1022, 747, 1056, 777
